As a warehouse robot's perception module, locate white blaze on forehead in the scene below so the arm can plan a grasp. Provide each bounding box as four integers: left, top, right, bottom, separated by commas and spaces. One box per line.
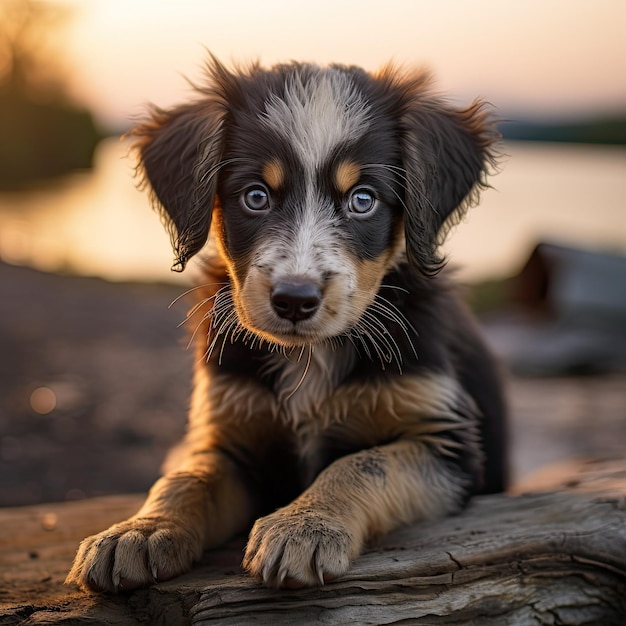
256, 187, 348, 281
290, 188, 340, 276
261, 68, 370, 171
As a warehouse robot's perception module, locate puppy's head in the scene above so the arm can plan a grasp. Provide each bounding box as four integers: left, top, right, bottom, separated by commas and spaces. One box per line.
134, 56, 497, 348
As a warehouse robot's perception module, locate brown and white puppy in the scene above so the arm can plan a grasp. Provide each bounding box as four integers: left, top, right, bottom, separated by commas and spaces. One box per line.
66, 56, 506, 592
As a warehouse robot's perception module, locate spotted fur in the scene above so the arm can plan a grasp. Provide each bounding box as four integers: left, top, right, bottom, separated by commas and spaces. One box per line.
66, 55, 506, 593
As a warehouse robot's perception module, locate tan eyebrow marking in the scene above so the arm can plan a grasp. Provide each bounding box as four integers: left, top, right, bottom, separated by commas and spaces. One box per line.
335, 160, 361, 194
262, 159, 285, 190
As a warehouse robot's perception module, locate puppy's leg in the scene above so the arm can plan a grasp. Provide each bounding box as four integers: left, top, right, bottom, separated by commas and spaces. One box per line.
244, 439, 469, 588
66, 450, 253, 592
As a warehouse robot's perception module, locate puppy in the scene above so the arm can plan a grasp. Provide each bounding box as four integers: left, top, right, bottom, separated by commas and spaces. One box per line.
67, 55, 506, 592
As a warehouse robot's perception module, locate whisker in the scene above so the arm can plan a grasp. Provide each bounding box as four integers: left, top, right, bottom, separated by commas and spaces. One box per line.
180, 295, 218, 328
283, 345, 313, 402
345, 287, 419, 371
168, 282, 227, 309
205, 311, 239, 363
187, 290, 232, 349
196, 157, 251, 186
218, 315, 241, 365
360, 163, 409, 184
361, 162, 436, 214
379, 283, 409, 293
359, 312, 403, 368
187, 311, 210, 350
359, 163, 421, 215
372, 294, 419, 360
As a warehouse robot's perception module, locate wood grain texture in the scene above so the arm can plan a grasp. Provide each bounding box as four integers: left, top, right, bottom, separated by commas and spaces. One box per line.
190, 493, 626, 625
2, 484, 625, 625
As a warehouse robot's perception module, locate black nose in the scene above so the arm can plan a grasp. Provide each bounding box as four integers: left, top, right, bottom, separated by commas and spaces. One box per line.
271, 281, 322, 322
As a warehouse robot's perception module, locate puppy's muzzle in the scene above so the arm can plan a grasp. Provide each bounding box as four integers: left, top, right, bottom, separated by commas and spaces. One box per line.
270, 280, 322, 323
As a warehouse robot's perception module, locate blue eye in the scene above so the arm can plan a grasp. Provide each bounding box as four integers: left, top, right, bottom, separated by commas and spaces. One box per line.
243, 185, 270, 211
348, 187, 377, 215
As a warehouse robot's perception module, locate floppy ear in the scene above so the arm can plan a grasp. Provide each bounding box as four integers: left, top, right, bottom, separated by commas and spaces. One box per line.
399, 84, 498, 276
132, 99, 227, 271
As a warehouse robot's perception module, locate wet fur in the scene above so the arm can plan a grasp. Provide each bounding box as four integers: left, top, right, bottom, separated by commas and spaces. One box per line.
67, 55, 506, 592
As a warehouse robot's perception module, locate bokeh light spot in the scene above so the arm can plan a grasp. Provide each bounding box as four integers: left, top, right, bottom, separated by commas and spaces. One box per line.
41, 512, 58, 531
30, 386, 57, 414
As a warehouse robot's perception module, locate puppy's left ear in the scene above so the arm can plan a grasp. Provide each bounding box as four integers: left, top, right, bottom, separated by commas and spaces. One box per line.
399, 85, 498, 276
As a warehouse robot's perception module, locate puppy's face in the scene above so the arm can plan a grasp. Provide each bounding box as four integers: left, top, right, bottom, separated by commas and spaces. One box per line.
215, 69, 405, 346
134, 58, 496, 349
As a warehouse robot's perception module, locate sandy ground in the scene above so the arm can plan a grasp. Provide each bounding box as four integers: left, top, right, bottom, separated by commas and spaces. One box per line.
1, 261, 624, 508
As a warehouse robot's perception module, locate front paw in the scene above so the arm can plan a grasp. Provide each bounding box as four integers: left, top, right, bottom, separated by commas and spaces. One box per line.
65, 516, 203, 593
243, 507, 357, 588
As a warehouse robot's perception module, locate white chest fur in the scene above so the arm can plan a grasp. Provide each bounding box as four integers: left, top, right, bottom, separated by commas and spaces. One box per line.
271, 345, 353, 470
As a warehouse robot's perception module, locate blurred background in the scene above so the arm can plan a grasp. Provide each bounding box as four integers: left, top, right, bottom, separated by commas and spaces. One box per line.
0, 0, 624, 507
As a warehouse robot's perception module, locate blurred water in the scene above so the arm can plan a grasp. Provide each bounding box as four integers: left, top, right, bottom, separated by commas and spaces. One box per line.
0, 139, 180, 284
0, 138, 624, 284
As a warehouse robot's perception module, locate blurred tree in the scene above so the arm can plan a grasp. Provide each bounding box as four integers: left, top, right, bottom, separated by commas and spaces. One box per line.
0, 0, 103, 189
0, 0, 70, 96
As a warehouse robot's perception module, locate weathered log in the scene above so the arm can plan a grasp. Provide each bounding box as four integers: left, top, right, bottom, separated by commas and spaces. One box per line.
1, 476, 625, 625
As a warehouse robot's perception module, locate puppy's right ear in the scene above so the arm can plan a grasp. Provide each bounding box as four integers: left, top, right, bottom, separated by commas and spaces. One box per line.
132, 100, 226, 271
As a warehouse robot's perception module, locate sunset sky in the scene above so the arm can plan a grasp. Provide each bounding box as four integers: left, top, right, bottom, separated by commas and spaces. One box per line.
1, 0, 625, 284
55, 0, 626, 129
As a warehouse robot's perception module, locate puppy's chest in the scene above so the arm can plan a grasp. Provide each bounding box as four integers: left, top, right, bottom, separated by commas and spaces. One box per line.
269, 346, 411, 483
272, 347, 351, 459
